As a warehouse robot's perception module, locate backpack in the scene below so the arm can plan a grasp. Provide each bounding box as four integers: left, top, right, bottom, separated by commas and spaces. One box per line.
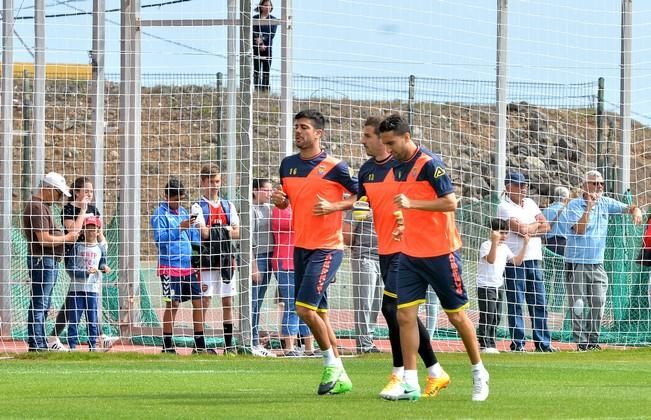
191, 199, 237, 280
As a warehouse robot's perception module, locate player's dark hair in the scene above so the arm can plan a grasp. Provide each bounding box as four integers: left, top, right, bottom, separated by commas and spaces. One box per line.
364, 116, 382, 136
378, 114, 410, 136
165, 178, 186, 198
253, 178, 272, 190
69, 176, 92, 202
490, 218, 509, 232
294, 109, 326, 130
255, 0, 272, 13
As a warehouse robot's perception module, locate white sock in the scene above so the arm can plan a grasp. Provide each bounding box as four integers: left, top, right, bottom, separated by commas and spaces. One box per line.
404, 370, 419, 388
427, 362, 444, 378
392, 366, 405, 377
472, 361, 485, 374
334, 357, 344, 369
322, 348, 337, 367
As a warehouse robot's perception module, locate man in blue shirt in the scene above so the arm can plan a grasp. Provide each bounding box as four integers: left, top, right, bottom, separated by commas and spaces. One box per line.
541, 186, 570, 256
559, 170, 642, 351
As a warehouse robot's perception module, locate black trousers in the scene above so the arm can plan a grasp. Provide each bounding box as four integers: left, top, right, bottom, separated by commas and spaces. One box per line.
254, 55, 271, 91
477, 286, 504, 348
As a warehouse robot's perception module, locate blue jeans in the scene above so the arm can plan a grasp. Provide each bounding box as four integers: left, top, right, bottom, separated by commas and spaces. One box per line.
252, 253, 273, 346
276, 271, 309, 337
504, 260, 551, 350
66, 291, 99, 349
27, 256, 59, 350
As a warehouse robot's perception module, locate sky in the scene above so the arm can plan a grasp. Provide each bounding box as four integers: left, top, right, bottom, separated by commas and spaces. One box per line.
5, 0, 651, 122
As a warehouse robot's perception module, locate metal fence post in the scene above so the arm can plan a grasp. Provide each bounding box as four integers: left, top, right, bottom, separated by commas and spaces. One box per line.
408, 74, 415, 128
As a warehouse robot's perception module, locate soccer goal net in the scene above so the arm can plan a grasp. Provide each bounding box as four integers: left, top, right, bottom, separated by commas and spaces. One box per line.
1, 0, 650, 355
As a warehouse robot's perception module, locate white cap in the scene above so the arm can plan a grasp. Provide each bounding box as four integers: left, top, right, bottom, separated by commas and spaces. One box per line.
42, 172, 71, 197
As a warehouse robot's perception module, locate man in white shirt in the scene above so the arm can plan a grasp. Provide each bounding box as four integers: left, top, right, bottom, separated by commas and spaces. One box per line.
497, 172, 556, 352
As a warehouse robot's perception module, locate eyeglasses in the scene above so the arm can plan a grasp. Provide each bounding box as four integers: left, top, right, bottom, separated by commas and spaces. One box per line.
588, 181, 604, 186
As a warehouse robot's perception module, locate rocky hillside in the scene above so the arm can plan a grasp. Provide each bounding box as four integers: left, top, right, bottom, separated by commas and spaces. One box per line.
9, 80, 651, 256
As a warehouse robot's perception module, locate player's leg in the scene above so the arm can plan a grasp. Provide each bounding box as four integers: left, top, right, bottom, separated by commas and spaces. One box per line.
430, 251, 489, 402
352, 256, 375, 353
66, 293, 84, 351
565, 263, 588, 349
523, 261, 552, 352
85, 292, 99, 351
294, 248, 348, 394
49, 288, 71, 351
161, 274, 180, 353
504, 263, 526, 351
585, 265, 608, 349
219, 271, 238, 354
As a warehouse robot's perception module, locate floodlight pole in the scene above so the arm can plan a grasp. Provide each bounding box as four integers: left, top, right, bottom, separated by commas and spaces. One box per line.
33, 0, 45, 183
280, 0, 293, 156
495, 0, 508, 195
618, 0, 632, 196
0, 0, 14, 337
91, 0, 106, 214
238, 0, 253, 349
119, 0, 142, 338
226, 0, 237, 200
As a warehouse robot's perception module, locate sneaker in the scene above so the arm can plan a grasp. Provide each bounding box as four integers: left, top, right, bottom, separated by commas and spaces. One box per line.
89, 347, 98, 353
421, 371, 451, 398
223, 347, 238, 356
101, 335, 120, 350
303, 348, 322, 357
379, 374, 403, 399
192, 348, 220, 355
161, 348, 177, 354
481, 347, 500, 354
48, 339, 69, 353
587, 344, 602, 351
535, 346, 560, 353
380, 381, 421, 401
329, 371, 353, 395
577, 344, 589, 352
317, 365, 343, 395
472, 370, 490, 402
510, 347, 526, 353
251, 344, 277, 358
361, 346, 381, 354
282, 350, 302, 357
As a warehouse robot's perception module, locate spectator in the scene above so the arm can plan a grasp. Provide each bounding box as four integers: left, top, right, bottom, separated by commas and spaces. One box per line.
542, 186, 570, 256
342, 207, 382, 354
192, 164, 240, 355
151, 179, 208, 354
251, 178, 277, 357
253, 0, 277, 92
64, 216, 111, 351
476, 218, 529, 353
50, 177, 118, 352
639, 214, 651, 307
497, 171, 556, 352
23, 172, 79, 352
559, 170, 642, 351
271, 205, 314, 357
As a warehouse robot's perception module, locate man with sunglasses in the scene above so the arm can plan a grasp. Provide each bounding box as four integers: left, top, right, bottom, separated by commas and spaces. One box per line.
23, 172, 80, 351
559, 170, 642, 351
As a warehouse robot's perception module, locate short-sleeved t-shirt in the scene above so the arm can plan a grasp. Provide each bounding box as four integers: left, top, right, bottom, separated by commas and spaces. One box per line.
477, 240, 514, 288
62, 203, 101, 243
559, 195, 627, 264
497, 196, 543, 261
541, 201, 566, 239
253, 202, 274, 255
343, 210, 378, 260
23, 197, 65, 257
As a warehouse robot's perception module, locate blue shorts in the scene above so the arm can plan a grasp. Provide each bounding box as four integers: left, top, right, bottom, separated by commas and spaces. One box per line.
293, 248, 343, 312
161, 273, 201, 303
397, 251, 468, 312
379, 253, 399, 298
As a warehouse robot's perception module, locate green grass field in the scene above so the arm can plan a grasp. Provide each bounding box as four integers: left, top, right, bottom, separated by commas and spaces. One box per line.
1, 349, 650, 419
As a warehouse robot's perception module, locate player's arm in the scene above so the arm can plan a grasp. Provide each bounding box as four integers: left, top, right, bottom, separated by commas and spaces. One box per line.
485, 231, 500, 264
313, 194, 355, 215
393, 191, 457, 212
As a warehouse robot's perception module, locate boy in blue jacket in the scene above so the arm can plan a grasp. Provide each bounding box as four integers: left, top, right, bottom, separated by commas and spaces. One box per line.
151, 179, 211, 354
65, 215, 110, 351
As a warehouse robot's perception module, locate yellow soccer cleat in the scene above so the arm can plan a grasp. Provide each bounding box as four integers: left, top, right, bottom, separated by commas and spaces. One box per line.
421, 371, 450, 398
378, 374, 403, 399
